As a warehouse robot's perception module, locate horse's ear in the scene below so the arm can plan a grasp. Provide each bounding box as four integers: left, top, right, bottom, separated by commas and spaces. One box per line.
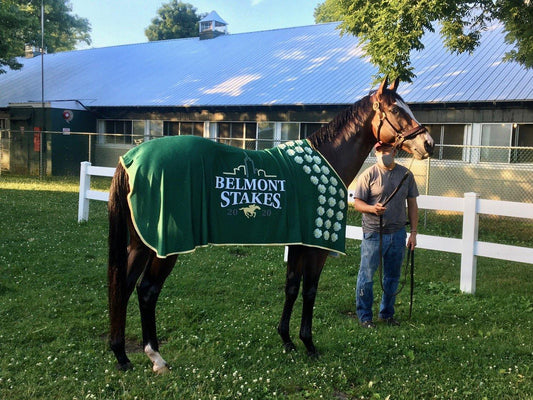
389, 77, 400, 92
377, 76, 389, 97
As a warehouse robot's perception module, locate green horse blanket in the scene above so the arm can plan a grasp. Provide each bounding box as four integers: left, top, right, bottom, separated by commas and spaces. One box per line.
121, 136, 347, 258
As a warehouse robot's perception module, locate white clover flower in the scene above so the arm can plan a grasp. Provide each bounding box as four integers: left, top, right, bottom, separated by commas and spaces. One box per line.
331, 233, 338, 242
295, 156, 303, 164
333, 222, 342, 231
338, 200, 345, 210
321, 166, 330, 175
324, 219, 332, 229
330, 176, 338, 186
313, 229, 322, 238
318, 195, 326, 205
317, 206, 325, 216
328, 197, 336, 207
326, 208, 334, 218
329, 186, 337, 195
336, 211, 344, 221
313, 164, 321, 173
321, 175, 329, 184
315, 217, 323, 227
318, 184, 326, 194
303, 165, 311, 174
304, 154, 313, 163
323, 231, 330, 240
313, 156, 322, 164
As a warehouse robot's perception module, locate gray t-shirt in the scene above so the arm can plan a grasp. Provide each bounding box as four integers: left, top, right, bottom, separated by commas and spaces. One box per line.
354, 163, 419, 233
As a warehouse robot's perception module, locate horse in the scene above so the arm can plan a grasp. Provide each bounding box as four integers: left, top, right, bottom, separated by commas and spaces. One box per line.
107, 77, 434, 373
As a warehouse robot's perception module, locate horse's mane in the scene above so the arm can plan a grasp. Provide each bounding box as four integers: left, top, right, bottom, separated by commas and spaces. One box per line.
307, 94, 374, 148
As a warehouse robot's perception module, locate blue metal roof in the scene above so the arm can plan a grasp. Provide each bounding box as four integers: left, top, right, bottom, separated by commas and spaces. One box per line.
0, 22, 531, 108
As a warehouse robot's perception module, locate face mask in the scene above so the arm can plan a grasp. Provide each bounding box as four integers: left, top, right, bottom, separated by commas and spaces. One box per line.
377, 152, 394, 168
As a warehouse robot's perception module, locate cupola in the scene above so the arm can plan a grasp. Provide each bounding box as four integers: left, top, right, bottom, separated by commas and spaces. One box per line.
199, 11, 228, 40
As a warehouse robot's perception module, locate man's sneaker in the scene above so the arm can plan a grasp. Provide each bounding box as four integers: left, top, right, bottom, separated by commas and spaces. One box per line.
379, 317, 400, 326
359, 320, 376, 329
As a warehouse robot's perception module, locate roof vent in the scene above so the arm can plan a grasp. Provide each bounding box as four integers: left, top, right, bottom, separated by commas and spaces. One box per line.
199, 11, 228, 40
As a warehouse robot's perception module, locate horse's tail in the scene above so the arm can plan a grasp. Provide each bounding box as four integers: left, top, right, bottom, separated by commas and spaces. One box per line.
107, 162, 131, 365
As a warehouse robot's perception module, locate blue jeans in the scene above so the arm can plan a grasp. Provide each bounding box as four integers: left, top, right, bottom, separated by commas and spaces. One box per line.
356, 228, 406, 323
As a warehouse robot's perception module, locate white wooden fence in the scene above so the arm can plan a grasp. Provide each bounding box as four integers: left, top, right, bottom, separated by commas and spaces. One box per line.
78, 161, 533, 294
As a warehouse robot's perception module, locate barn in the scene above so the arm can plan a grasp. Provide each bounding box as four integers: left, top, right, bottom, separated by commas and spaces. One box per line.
0, 14, 532, 200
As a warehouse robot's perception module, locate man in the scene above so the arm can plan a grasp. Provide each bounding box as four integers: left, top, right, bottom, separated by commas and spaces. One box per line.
353, 141, 418, 328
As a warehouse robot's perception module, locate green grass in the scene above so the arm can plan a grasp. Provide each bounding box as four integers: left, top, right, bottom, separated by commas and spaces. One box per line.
1, 176, 532, 399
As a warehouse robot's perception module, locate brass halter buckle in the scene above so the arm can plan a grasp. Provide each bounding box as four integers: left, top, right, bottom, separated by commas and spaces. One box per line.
373, 101, 386, 120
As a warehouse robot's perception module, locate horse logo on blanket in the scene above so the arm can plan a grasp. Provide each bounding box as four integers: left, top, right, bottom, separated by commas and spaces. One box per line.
240, 204, 261, 218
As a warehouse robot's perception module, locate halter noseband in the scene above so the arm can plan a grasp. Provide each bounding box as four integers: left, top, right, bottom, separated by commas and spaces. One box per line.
373, 100, 426, 148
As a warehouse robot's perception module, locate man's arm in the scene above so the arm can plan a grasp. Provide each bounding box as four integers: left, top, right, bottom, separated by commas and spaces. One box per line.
354, 198, 386, 216
406, 197, 418, 250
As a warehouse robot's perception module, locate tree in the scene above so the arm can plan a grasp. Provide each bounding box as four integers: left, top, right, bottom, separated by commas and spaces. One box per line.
145, 1, 204, 41
0, 0, 91, 74
314, 0, 533, 82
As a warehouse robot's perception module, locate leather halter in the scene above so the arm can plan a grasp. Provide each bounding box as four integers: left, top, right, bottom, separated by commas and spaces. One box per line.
373, 100, 427, 148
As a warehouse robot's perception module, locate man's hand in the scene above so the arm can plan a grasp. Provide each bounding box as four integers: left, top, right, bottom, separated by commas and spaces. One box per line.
407, 232, 417, 250
372, 202, 386, 216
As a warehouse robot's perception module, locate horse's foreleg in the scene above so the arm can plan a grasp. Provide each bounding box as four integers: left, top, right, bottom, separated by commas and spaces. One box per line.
137, 255, 177, 373
109, 242, 151, 370
299, 250, 327, 357
278, 246, 302, 352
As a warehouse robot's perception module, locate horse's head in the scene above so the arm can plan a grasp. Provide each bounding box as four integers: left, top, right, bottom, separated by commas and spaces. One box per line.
370, 77, 434, 159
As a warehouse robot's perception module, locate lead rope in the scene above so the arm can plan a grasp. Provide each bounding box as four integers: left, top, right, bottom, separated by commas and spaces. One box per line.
377, 156, 416, 319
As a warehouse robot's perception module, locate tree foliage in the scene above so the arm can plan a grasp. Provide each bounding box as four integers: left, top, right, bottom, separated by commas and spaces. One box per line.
0, 0, 91, 74
314, 0, 533, 82
145, 1, 204, 41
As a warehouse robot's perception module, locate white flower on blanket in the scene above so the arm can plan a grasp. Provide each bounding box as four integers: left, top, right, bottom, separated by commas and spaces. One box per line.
317, 206, 325, 216
310, 176, 319, 185
318, 195, 326, 205
303, 165, 311, 174
315, 217, 323, 227
313, 229, 322, 238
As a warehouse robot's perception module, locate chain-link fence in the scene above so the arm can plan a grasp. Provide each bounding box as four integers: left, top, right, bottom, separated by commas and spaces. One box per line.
1, 130, 532, 203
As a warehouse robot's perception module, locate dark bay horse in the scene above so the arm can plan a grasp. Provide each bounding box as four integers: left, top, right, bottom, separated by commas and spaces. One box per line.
108, 77, 434, 373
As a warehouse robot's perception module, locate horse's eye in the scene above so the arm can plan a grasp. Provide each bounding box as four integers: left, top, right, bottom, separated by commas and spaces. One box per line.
390, 107, 400, 115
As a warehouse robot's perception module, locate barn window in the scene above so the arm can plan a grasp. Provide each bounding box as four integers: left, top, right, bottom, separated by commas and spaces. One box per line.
217, 122, 256, 149
102, 120, 144, 145
427, 124, 466, 161
163, 121, 204, 136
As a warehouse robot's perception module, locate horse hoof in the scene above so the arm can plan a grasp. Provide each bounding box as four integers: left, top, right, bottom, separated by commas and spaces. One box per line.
153, 364, 170, 374
283, 342, 297, 353
117, 361, 133, 371
307, 350, 320, 359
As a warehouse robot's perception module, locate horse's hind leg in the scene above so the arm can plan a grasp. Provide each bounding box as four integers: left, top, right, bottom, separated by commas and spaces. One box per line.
299, 249, 327, 357
109, 231, 152, 370
278, 245, 303, 352
137, 255, 177, 373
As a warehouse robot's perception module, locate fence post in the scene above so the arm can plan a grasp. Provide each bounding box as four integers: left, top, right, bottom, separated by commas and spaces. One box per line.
78, 161, 91, 222
460, 192, 479, 294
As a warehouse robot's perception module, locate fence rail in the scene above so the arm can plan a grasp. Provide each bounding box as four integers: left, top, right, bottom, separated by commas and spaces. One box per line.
78, 162, 533, 294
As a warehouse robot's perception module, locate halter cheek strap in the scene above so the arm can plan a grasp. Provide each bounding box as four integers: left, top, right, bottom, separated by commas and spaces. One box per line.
373, 101, 426, 148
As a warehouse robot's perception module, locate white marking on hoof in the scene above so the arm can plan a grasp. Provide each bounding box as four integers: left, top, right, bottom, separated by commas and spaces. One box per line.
144, 344, 169, 373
